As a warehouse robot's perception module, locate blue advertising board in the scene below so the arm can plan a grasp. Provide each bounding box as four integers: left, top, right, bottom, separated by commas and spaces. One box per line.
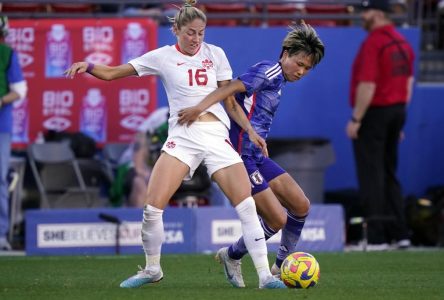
26, 205, 344, 255
195, 204, 344, 253
26, 207, 195, 255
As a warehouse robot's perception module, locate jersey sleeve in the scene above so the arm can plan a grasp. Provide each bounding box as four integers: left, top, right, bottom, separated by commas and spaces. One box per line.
128, 47, 166, 77
355, 38, 379, 82
7, 51, 25, 84
237, 62, 269, 95
212, 46, 232, 82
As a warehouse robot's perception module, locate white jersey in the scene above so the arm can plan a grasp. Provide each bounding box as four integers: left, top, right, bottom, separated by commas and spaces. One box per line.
129, 42, 232, 128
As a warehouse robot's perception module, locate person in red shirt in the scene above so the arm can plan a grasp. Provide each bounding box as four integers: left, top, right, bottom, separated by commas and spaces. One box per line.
346, 0, 414, 250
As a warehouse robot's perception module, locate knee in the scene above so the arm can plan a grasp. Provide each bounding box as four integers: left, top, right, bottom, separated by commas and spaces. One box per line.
288, 195, 311, 217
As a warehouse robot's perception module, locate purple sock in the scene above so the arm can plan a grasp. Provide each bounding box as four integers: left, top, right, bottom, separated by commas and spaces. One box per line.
275, 211, 307, 268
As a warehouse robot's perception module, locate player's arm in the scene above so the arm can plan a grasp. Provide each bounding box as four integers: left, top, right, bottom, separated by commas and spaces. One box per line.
65, 62, 137, 81
346, 81, 375, 139
178, 79, 246, 126
223, 93, 268, 157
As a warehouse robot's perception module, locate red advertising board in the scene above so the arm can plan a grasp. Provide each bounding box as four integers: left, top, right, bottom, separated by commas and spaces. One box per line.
7, 18, 158, 148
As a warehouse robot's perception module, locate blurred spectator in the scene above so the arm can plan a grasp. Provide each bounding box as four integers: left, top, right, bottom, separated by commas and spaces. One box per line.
123, 3, 163, 20
439, 0, 444, 48
346, 0, 414, 250
0, 16, 28, 251
110, 107, 169, 207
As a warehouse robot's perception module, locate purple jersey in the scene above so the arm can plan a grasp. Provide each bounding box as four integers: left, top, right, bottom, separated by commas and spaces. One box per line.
229, 60, 285, 160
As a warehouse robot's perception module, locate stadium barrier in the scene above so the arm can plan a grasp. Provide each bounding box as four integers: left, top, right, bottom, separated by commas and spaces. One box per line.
25, 204, 344, 255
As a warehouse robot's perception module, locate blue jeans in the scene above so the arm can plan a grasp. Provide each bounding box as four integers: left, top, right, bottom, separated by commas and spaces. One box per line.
0, 133, 11, 239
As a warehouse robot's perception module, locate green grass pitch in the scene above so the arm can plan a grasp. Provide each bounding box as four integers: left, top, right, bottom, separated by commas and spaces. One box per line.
1, 250, 444, 300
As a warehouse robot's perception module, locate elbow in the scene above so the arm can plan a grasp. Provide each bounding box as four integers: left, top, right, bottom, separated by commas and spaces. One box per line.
101, 74, 115, 81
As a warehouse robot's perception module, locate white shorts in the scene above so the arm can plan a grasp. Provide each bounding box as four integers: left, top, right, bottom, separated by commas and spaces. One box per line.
161, 121, 243, 180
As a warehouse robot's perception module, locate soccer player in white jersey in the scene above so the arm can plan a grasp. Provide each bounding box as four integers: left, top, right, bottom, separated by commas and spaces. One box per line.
65, 0, 285, 290
178, 21, 325, 287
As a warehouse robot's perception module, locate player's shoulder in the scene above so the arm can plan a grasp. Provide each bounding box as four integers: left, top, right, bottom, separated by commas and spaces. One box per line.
156, 45, 176, 54
251, 60, 282, 79
138, 45, 172, 58
203, 42, 226, 55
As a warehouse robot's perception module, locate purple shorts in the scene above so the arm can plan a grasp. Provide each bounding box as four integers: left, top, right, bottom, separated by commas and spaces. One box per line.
242, 156, 286, 195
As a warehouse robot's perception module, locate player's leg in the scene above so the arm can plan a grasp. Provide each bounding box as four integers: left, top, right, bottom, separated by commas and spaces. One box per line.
212, 163, 284, 288
246, 156, 287, 231
228, 156, 286, 261
120, 152, 190, 288
142, 152, 190, 260
216, 187, 284, 288
268, 171, 310, 272
229, 158, 310, 273
228, 188, 286, 258
215, 158, 286, 287
204, 122, 284, 288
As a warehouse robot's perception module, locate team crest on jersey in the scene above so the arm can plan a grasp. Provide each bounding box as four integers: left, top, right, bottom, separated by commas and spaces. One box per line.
250, 170, 264, 185
166, 141, 176, 149
202, 58, 213, 70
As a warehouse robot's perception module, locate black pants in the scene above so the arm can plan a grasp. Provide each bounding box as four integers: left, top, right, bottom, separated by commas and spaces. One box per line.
353, 104, 409, 244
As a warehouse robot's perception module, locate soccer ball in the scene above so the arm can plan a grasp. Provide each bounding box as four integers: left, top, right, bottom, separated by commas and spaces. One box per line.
280, 252, 320, 288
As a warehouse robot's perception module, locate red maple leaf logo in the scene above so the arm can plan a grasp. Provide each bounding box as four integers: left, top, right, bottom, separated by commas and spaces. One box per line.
166, 141, 176, 149
202, 58, 213, 70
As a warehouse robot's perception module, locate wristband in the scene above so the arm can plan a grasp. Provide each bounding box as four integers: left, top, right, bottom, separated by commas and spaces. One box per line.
351, 116, 360, 123
0, 96, 3, 108
86, 62, 95, 73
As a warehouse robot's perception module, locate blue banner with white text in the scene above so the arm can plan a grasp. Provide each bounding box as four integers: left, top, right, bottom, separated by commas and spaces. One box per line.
26, 205, 344, 255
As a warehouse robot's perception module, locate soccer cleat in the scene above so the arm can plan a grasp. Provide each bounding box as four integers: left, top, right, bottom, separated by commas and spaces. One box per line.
215, 247, 245, 288
119, 265, 163, 288
260, 275, 287, 289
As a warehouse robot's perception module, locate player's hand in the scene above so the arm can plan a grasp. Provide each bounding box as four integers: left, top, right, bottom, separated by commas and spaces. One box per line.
248, 130, 268, 157
346, 120, 360, 139
178, 106, 203, 126
64, 62, 88, 79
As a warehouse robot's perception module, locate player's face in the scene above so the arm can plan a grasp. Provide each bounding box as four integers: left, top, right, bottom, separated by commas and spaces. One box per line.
280, 51, 313, 82
175, 18, 206, 56
361, 9, 377, 31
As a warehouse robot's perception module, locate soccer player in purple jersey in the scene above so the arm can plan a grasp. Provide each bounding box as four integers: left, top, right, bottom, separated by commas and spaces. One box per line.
178, 21, 324, 287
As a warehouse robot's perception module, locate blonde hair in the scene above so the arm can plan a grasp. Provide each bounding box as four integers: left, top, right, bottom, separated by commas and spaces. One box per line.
170, 0, 207, 30
281, 20, 325, 67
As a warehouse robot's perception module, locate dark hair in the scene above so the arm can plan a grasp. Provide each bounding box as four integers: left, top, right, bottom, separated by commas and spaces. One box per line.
170, 0, 207, 30
280, 21, 325, 67
361, 0, 391, 13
